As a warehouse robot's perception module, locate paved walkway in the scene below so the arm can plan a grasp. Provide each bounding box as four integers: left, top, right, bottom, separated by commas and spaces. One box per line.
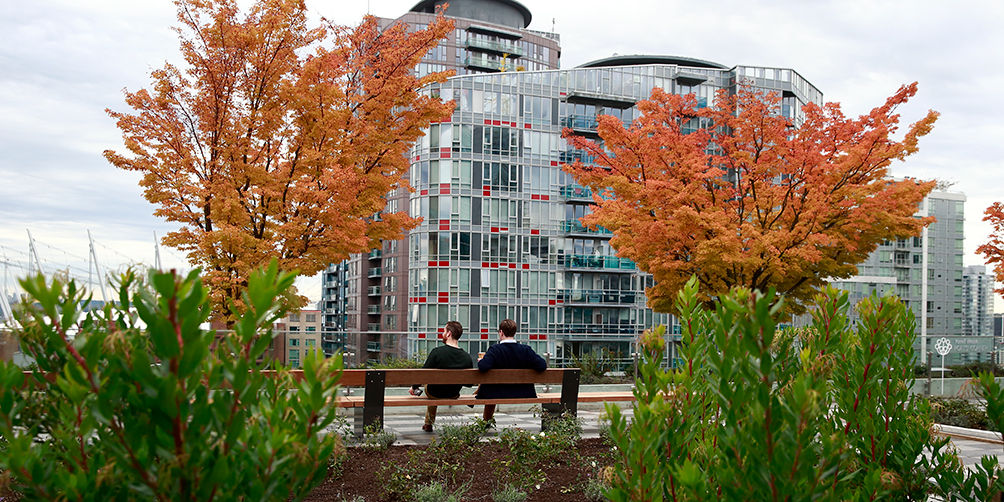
352, 406, 1004, 469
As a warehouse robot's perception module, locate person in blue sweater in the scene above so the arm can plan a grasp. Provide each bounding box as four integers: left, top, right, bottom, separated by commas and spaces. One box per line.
476, 318, 547, 421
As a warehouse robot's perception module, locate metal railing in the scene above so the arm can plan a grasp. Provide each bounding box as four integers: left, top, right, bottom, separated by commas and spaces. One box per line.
560, 254, 636, 270
464, 56, 517, 72
367, 267, 382, 278
464, 38, 523, 56
367, 286, 381, 296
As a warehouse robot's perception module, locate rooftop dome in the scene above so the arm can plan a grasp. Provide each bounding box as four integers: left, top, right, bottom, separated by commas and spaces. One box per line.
409, 0, 533, 29
578, 54, 728, 70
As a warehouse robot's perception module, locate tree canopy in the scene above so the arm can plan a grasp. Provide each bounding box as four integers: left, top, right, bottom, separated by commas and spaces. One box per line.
105, 0, 454, 321
563, 83, 938, 314
976, 202, 1004, 297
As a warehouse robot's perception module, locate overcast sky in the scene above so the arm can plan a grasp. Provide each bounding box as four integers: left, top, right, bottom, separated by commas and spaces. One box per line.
1, 0, 1002, 308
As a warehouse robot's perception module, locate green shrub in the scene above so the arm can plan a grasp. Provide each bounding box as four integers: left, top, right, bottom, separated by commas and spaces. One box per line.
0, 262, 342, 501
604, 278, 1004, 501
929, 397, 997, 431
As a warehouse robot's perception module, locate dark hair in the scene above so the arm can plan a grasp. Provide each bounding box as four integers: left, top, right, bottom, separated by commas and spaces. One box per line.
445, 320, 463, 340
498, 318, 517, 338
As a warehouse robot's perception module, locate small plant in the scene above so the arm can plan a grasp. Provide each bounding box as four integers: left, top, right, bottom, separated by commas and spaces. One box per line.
360, 420, 397, 450
412, 480, 468, 502
437, 417, 493, 447
569, 349, 615, 384
491, 483, 528, 502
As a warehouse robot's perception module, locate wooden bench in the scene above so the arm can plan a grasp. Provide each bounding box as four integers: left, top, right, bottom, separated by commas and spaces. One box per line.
332, 368, 586, 435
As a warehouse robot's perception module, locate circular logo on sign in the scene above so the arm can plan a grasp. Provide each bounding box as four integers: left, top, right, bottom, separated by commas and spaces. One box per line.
935, 337, 952, 356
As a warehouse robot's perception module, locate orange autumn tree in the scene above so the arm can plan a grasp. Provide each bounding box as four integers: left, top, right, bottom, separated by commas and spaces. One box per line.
105, 0, 454, 322
976, 203, 1004, 296
563, 83, 938, 314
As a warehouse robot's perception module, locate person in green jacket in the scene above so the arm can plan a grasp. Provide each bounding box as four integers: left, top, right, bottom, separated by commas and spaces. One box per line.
409, 320, 474, 431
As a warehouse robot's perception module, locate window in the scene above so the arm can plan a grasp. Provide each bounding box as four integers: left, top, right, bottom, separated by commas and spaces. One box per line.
926, 317, 934, 329
305, 313, 316, 323
306, 339, 315, 348
289, 313, 300, 322
290, 338, 299, 347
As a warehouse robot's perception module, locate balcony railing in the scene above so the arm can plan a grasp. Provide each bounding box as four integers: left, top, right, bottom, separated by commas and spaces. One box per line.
561, 289, 641, 305
367, 286, 381, 296
368, 249, 382, 260
563, 115, 632, 132
464, 38, 523, 56
366, 323, 381, 332
464, 56, 517, 72
367, 267, 382, 278
561, 219, 612, 235
560, 254, 636, 270
366, 342, 381, 352
366, 305, 381, 315
560, 184, 593, 200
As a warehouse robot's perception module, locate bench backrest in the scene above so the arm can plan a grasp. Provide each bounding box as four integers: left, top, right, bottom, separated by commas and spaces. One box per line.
335, 368, 571, 387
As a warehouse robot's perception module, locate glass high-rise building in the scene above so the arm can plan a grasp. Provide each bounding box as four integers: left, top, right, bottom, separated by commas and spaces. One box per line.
323, 0, 824, 366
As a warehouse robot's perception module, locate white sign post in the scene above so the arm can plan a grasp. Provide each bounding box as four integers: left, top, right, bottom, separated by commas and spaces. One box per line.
935, 337, 952, 395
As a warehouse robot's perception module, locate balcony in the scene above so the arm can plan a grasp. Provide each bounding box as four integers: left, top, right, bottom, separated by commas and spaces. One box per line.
366, 305, 381, 315
560, 184, 593, 200
563, 115, 632, 136
367, 267, 382, 278
368, 249, 382, 260
367, 323, 381, 332
465, 38, 523, 56
561, 254, 636, 271
367, 286, 381, 296
561, 219, 612, 235
559, 149, 598, 165
367, 342, 381, 352
464, 56, 517, 72
562, 289, 640, 305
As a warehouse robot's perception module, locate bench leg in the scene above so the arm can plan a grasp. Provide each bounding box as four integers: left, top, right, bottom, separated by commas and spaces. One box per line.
541, 403, 562, 431
357, 370, 386, 437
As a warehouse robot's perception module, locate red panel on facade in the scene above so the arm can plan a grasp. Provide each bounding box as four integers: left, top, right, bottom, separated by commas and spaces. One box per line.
529, 334, 538, 340
419, 297, 426, 303
530, 229, 539, 235
548, 300, 556, 305
550, 161, 558, 167
481, 334, 489, 339
541, 195, 549, 201
418, 333, 426, 339
439, 261, 449, 267
531, 194, 540, 200
439, 225, 450, 230
438, 291, 448, 296
490, 227, 498, 232
483, 190, 491, 196
492, 120, 501, 126
500, 227, 507, 232
491, 263, 499, 268
482, 328, 490, 333
523, 123, 531, 129
441, 184, 450, 190
522, 264, 529, 269
508, 263, 515, 269
429, 261, 437, 267
439, 297, 448, 303
484, 119, 492, 125
482, 262, 489, 268
420, 189, 428, 195
539, 335, 547, 340
440, 152, 450, 159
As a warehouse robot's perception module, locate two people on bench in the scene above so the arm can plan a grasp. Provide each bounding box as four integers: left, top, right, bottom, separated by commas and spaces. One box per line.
410, 318, 547, 431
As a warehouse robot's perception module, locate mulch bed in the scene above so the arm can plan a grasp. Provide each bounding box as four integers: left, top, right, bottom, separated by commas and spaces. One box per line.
303, 438, 613, 501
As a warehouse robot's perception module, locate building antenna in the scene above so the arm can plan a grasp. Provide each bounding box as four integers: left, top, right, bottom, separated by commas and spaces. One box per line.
552, 17, 555, 34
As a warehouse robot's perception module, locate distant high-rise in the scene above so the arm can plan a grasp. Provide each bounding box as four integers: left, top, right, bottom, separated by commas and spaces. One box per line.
827, 189, 968, 363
